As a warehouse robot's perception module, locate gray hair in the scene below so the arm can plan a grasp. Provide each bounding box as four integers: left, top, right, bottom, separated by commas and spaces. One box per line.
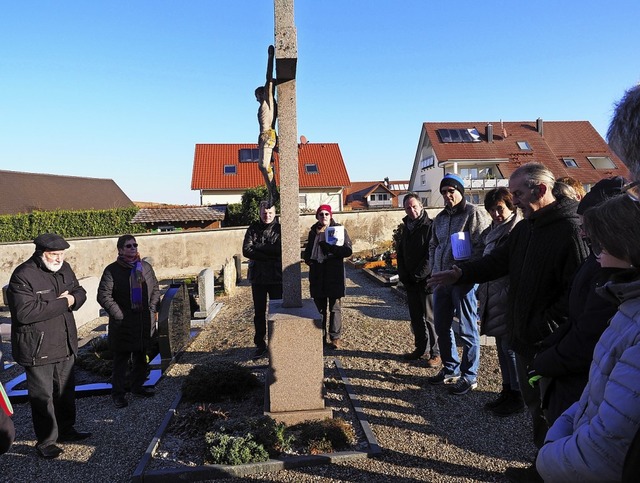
607, 84, 640, 182
510, 162, 556, 190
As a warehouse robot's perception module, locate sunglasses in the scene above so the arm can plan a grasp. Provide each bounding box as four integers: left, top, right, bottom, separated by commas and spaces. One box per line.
440, 188, 457, 195
318, 212, 331, 217
622, 180, 640, 202
124, 243, 138, 248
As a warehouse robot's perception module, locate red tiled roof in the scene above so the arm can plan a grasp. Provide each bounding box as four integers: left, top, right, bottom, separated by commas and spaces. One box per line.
423, 121, 629, 184
191, 143, 351, 190
344, 180, 409, 208
0, 170, 133, 215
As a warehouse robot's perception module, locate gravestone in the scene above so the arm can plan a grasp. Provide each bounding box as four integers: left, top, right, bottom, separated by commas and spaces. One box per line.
158, 283, 191, 370
194, 268, 215, 318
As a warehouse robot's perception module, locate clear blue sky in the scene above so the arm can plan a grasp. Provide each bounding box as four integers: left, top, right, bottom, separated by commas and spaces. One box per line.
1, 1, 639, 204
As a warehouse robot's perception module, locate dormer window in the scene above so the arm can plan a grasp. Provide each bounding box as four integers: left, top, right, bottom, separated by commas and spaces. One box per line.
305, 163, 319, 174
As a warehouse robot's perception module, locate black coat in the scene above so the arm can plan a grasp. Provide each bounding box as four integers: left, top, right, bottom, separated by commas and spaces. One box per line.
97, 260, 160, 353
8, 255, 87, 367
532, 256, 623, 419
459, 197, 589, 357
396, 210, 432, 288
242, 219, 282, 285
303, 220, 353, 299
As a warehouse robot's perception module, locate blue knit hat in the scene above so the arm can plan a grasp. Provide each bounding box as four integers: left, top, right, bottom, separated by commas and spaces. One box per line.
440, 173, 465, 195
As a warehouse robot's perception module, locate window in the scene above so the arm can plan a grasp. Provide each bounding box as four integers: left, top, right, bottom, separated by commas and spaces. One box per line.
371, 193, 388, 201
517, 141, 531, 151
437, 128, 481, 143
421, 155, 435, 170
305, 163, 319, 174
562, 158, 578, 168
587, 156, 616, 169
223, 165, 237, 175
420, 174, 426, 185
239, 148, 260, 162
460, 168, 478, 179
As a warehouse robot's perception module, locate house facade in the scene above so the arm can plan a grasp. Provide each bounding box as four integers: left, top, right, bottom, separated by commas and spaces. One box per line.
191, 143, 351, 212
343, 179, 409, 210
409, 120, 629, 207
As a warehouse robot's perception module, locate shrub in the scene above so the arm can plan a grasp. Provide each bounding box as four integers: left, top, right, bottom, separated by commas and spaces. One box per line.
292, 418, 356, 454
181, 362, 261, 403
216, 416, 292, 458
203, 432, 269, 465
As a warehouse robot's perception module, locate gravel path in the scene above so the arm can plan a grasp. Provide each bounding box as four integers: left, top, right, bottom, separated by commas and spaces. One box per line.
0, 266, 536, 482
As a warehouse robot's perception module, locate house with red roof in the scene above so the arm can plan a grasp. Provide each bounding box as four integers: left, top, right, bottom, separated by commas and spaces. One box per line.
191, 142, 351, 212
343, 179, 409, 210
409, 119, 630, 207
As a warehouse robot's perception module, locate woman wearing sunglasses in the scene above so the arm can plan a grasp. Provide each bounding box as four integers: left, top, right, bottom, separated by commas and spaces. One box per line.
97, 235, 160, 409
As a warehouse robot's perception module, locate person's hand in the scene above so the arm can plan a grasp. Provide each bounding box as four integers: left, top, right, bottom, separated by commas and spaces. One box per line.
58, 291, 75, 308
427, 266, 462, 290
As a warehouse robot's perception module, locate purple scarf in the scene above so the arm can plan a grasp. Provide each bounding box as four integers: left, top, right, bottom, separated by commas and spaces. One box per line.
117, 255, 144, 312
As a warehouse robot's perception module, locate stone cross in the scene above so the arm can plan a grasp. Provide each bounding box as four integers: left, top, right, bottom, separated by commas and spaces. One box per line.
273, 0, 302, 308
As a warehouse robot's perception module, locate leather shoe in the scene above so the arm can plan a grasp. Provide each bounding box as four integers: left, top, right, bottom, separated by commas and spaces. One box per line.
113, 395, 129, 408
58, 428, 92, 442
426, 355, 442, 368
131, 387, 155, 398
37, 443, 63, 459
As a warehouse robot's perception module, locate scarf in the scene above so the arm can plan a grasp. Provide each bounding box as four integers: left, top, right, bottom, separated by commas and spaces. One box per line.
311, 223, 328, 264
117, 254, 144, 312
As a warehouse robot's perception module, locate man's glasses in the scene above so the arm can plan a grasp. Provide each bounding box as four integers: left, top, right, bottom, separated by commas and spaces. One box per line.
124, 243, 138, 248
318, 212, 331, 217
622, 180, 640, 202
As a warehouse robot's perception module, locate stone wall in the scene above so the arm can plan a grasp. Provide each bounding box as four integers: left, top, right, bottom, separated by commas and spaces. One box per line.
0, 208, 441, 286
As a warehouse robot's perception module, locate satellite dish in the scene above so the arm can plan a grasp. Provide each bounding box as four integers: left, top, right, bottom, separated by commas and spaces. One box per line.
300, 135, 308, 144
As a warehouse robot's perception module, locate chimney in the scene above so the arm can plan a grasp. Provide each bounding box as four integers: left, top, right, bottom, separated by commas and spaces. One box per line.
384, 177, 390, 187
486, 123, 493, 143
536, 118, 544, 136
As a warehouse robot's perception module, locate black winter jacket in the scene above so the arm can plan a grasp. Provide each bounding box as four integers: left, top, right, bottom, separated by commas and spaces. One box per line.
458, 197, 589, 357
303, 220, 352, 299
8, 255, 87, 367
397, 210, 433, 288
242, 218, 282, 285
97, 260, 160, 353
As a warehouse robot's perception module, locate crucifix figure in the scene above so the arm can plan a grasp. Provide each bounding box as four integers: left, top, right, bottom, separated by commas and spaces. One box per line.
255, 44, 278, 206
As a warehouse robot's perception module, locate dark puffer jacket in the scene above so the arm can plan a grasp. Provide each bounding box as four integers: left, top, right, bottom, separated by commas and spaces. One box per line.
242, 218, 282, 285
8, 255, 87, 367
97, 260, 160, 353
397, 210, 433, 288
459, 197, 589, 357
303, 220, 353, 299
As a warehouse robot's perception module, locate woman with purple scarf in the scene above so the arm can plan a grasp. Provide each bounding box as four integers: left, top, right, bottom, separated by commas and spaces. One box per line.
97, 235, 160, 409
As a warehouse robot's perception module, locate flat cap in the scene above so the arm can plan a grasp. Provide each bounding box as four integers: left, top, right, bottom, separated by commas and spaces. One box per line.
33, 233, 70, 251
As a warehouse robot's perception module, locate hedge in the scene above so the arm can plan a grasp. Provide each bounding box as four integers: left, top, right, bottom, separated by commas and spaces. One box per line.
0, 207, 146, 243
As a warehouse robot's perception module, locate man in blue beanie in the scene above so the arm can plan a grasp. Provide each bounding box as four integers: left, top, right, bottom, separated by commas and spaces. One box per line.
427, 173, 490, 395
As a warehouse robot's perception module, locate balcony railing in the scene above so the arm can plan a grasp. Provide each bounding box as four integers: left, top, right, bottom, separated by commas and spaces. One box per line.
462, 178, 509, 190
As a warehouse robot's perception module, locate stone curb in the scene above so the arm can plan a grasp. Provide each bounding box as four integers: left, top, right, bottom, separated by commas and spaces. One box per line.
131, 358, 381, 481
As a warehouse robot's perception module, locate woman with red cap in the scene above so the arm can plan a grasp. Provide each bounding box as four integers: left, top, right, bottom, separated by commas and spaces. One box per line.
303, 204, 352, 349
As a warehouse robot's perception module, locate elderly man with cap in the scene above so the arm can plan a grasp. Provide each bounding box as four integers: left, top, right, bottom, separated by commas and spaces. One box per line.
427, 173, 490, 395
7, 233, 90, 459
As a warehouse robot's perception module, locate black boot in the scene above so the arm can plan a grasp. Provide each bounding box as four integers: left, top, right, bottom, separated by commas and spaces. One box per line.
484, 386, 511, 410
491, 390, 525, 417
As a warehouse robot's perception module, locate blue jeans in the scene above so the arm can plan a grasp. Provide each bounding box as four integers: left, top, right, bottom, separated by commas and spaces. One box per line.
433, 283, 480, 382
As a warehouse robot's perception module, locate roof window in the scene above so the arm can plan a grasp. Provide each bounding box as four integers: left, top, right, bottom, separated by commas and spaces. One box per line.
239, 149, 260, 162
305, 164, 319, 174
223, 165, 237, 175
437, 128, 482, 143
517, 141, 532, 151
563, 158, 578, 168
587, 156, 616, 169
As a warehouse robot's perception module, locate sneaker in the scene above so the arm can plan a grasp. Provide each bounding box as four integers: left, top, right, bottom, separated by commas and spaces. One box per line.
402, 349, 425, 360
448, 377, 478, 395
252, 346, 268, 360
504, 463, 543, 483
427, 369, 459, 385
425, 355, 442, 368
491, 391, 525, 417
484, 388, 511, 410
